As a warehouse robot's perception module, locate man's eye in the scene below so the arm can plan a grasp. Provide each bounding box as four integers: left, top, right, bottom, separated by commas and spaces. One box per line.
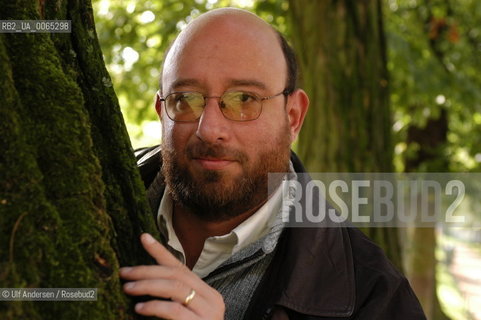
227, 92, 256, 104
175, 94, 189, 102
239, 93, 255, 102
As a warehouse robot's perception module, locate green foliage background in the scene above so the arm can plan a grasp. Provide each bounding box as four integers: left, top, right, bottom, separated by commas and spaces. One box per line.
385, 0, 481, 172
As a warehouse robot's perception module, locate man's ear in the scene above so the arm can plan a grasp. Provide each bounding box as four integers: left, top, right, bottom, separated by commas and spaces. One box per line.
286, 89, 309, 142
155, 90, 162, 119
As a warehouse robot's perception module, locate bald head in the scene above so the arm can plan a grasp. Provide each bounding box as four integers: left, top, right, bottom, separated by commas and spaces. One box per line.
179, 8, 274, 41
160, 8, 297, 94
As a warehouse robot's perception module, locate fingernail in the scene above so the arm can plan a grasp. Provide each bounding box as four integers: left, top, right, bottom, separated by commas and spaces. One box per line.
135, 303, 144, 311
142, 233, 155, 244
124, 282, 135, 289
119, 267, 132, 275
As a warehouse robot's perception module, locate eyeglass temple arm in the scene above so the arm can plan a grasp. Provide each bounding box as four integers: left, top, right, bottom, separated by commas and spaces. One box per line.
156, 90, 166, 102
262, 89, 294, 101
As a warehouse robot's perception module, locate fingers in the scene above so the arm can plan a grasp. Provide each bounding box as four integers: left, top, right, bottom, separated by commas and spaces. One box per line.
123, 279, 206, 310
140, 233, 185, 268
120, 265, 177, 281
119, 260, 201, 289
120, 233, 226, 319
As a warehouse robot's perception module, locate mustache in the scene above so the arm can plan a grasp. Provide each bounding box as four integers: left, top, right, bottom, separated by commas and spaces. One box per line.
186, 142, 248, 163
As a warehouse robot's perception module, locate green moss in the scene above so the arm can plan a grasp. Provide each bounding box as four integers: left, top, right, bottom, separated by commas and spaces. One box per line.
0, 33, 62, 320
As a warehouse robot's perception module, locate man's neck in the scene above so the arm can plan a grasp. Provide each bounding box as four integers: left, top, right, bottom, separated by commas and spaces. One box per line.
172, 201, 265, 269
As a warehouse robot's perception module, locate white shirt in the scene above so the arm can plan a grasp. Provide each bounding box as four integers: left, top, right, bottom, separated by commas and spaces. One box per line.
157, 181, 285, 278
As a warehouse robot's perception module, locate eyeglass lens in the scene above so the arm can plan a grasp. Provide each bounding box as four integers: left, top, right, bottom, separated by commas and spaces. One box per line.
165, 92, 261, 121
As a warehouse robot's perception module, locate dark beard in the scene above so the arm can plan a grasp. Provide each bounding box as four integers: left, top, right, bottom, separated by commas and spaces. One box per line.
161, 131, 291, 222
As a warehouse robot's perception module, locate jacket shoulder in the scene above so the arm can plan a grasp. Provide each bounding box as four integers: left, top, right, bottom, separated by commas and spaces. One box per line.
134, 145, 162, 189
347, 228, 426, 320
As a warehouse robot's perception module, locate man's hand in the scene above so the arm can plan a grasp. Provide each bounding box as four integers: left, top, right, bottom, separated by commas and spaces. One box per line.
120, 233, 225, 319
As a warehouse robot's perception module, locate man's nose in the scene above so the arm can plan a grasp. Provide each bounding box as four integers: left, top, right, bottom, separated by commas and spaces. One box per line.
195, 97, 230, 143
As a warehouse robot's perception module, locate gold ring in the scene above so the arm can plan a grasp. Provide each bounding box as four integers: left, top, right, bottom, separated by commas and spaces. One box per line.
183, 289, 196, 306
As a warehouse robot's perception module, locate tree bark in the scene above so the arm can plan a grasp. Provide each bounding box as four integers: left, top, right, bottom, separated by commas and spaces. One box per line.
0, 1, 158, 318
287, 0, 402, 268
404, 108, 451, 320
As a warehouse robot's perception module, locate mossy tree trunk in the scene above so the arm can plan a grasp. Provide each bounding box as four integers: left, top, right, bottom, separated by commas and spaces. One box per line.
287, 0, 402, 268
0, 1, 158, 319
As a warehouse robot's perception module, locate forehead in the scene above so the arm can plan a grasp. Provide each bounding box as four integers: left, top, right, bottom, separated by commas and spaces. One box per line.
162, 13, 286, 92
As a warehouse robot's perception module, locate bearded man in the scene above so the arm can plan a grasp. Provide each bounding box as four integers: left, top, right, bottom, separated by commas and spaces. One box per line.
120, 7, 426, 320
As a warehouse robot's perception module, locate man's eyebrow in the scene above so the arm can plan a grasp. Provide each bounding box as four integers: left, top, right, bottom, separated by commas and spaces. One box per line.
227, 79, 267, 90
170, 79, 202, 90
169, 78, 268, 91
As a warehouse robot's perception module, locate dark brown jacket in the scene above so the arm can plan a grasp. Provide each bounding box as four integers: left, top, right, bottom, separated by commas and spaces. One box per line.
136, 146, 426, 320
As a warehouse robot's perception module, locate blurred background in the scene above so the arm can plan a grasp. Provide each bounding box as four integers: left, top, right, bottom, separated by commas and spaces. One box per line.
92, 0, 481, 319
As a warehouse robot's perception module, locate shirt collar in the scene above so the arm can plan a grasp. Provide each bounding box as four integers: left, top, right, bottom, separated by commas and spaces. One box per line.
157, 162, 296, 278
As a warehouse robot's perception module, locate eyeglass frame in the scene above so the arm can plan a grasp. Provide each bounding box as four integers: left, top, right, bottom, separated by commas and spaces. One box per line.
156, 88, 293, 122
